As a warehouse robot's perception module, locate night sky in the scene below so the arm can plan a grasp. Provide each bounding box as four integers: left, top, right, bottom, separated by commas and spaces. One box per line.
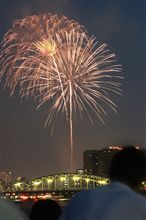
0, 0, 145, 180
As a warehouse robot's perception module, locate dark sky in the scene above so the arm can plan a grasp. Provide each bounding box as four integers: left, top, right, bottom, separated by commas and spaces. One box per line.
0, 0, 145, 180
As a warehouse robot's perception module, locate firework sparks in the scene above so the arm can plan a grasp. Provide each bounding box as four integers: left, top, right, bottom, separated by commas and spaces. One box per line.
0, 13, 123, 170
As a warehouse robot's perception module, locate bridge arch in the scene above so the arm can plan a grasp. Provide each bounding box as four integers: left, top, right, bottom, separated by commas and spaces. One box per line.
7, 173, 109, 192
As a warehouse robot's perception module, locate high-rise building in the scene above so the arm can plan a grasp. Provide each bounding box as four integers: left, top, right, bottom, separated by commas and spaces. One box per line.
0, 171, 12, 191
83, 146, 123, 177
83, 150, 98, 175
83, 145, 146, 178
0, 171, 12, 184
96, 146, 123, 178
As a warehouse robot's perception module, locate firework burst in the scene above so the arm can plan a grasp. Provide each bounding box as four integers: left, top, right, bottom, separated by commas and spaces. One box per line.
0, 13, 123, 169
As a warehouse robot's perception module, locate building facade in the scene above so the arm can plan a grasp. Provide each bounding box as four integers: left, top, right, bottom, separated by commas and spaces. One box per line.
0, 171, 12, 191
83, 146, 123, 178
83, 150, 98, 175
83, 145, 146, 178
96, 146, 123, 178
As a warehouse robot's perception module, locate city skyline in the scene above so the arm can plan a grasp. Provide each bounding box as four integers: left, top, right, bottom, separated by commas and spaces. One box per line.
0, 0, 145, 180
1, 145, 145, 181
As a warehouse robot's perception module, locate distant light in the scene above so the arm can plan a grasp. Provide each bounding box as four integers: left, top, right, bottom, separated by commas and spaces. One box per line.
33, 181, 41, 186
98, 179, 108, 185
77, 169, 84, 174
109, 146, 122, 150
85, 178, 90, 183
41, 194, 52, 199
14, 182, 22, 187
21, 195, 28, 200
60, 177, 66, 181
47, 179, 53, 183
135, 145, 140, 149
73, 176, 80, 181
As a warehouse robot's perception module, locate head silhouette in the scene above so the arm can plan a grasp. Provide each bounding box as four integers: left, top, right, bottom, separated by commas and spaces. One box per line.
30, 199, 62, 220
109, 146, 146, 189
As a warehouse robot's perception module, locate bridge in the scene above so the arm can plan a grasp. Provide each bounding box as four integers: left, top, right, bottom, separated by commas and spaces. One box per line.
4, 173, 146, 201
7, 173, 109, 192
4, 173, 109, 201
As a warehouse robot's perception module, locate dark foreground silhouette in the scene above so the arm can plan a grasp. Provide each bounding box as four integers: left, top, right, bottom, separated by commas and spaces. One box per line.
59, 146, 146, 220
29, 199, 62, 220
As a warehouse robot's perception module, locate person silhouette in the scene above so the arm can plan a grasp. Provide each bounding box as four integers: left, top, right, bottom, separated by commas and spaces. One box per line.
59, 146, 146, 220
29, 199, 62, 220
0, 195, 28, 220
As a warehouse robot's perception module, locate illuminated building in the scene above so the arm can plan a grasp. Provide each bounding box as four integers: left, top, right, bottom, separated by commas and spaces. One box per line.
0, 171, 12, 191
96, 146, 123, 178
84, 145, 146, 178
83, 150, 98, 175
83, 146, 123, 177
76, 169, 84, 174
0, 171, 12, 185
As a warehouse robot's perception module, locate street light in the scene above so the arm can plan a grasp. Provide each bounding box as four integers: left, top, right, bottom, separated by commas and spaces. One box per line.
72, 176, 80, 189
33, 181, 41, 190
72, 176, 80, 181
14, 182, 22, 191
60, 177, 66, 181
60, 176, 66, 189
98, 179, 108, 185
85, 178, 90, 189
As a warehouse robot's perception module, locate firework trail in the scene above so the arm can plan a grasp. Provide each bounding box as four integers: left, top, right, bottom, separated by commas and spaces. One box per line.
0, 13, 122, 170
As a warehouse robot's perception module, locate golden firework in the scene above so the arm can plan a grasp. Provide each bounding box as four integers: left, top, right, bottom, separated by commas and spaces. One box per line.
0, 13, 123, 170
